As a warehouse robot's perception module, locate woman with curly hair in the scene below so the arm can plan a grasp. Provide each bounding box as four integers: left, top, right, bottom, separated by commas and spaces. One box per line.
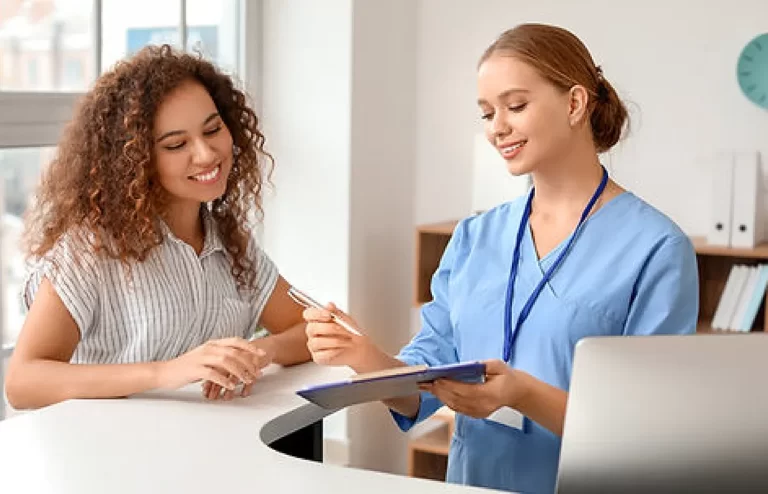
5, 45, 310, 410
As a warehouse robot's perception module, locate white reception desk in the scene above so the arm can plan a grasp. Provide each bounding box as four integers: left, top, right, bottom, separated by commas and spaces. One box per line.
0, 362, 501, 494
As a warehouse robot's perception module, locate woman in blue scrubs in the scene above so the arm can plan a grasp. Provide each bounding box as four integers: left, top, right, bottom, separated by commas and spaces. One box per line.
303, 23, 698, 493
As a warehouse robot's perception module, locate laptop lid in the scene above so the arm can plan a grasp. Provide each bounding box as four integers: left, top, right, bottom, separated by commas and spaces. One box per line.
557, 334, 768, 493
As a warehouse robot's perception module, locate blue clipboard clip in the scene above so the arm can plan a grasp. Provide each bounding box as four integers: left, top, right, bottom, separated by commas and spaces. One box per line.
297, 361, 486, 410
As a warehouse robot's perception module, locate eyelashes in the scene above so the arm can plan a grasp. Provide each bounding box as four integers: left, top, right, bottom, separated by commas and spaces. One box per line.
480, 103, 529, 121
163, 125, 223, 151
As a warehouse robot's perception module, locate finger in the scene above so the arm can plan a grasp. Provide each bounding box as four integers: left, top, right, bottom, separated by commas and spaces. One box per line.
212, 337, 263, 356
253, 348, 271, 369
202, 367, 238, 390
223, 388, 236, 401
326, 304, 357, 327
202, 380, 212, 397
302, 307, 334, 322
310, 349, 345, 365
204, 350, 256, 384
434, 378, 477, 399
432, 379, 467, 403
241, 382, 255, 397
482, 359, 508, 376
206, 383, 223, 400
306, 322, 354, 339
307, 336, 354, 354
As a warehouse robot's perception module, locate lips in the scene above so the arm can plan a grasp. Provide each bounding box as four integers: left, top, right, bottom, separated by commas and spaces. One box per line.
498, 140, 527, 159
189, 165, 220, 183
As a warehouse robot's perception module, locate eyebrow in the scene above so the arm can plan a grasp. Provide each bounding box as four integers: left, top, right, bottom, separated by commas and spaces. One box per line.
477, 88, 530, 106
156, 112, 221, 143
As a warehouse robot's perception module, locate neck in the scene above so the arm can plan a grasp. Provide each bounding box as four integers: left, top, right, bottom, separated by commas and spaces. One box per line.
529, 143, 606, 219
163, 200, 205, 251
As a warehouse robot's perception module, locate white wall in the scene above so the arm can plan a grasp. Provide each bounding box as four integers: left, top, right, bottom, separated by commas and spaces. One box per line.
415, 0, 768, 235
260, 0, 417, 476
347, 0, 418, 476
260, 0, 353, 452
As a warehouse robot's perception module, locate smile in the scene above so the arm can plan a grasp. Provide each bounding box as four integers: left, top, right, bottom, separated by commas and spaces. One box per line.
189, 165, 221, 183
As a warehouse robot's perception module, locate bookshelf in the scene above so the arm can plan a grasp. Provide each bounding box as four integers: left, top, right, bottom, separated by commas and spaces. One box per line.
406, 222, 768, 481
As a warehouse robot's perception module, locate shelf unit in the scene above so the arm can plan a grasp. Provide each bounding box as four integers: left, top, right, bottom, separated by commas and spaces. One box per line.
407, 407, 454, 480
406, 221, 768, 481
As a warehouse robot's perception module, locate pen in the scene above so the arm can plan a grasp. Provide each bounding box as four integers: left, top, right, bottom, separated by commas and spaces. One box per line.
288, 286, 363, 336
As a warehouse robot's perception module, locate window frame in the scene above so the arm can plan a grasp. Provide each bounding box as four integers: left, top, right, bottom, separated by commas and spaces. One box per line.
0, 0, 259, 149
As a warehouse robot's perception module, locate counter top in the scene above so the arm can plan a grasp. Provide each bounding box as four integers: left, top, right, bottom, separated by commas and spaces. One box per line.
0, 362, 500, 493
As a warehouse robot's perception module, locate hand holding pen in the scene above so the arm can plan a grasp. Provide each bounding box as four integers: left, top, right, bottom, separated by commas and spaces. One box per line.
291, 287, 372, 367
288, 287, 363, 336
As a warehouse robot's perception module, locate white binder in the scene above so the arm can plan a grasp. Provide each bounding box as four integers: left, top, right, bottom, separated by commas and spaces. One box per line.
708, 153, 734, 247
730, 151, 765, 248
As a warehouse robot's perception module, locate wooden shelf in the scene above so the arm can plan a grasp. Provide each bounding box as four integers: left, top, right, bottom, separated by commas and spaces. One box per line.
414, 223, 456, 306
409, 423, 451, 456
407, 422, 451, 480
690, 236, 768, 259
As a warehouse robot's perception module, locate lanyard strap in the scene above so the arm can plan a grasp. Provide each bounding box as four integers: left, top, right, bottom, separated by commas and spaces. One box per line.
503, 166, 609, 362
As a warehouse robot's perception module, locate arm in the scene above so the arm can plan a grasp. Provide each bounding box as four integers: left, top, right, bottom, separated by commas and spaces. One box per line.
255, 276, 312, 366
6, 278, 162, 409
421, 361, 569, 437
304, 220, 468, 423
7, 279, 265, 410
623, 237, 699, 336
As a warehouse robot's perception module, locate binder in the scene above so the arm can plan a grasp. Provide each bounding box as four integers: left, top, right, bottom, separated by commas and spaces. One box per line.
712, 265, 740, 330
296, 361, 486, 410
730, 265, 758, 331
713, 265, 747, 330
730, 151, 765, 248
708, 152, 734, 247
740, 264, 768, 331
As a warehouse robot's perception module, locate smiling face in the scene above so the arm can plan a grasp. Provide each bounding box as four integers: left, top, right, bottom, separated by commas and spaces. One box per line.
153, 79, 234, 210
477, 54, 578, 176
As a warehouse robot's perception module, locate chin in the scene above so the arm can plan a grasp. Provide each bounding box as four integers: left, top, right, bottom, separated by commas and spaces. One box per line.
504, 159, 535, 177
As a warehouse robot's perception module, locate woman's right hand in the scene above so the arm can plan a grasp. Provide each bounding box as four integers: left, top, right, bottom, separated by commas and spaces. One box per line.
156, 337, 264, 391
303, 303, 373, 369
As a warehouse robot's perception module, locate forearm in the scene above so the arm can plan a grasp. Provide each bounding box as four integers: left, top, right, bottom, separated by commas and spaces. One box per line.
5, 359, 161, 410
513, 371, 568, 436
257, 323, 311, 366
349, 346, 421, 419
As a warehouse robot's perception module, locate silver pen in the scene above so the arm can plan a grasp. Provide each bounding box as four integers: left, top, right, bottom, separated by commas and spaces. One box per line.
288, 286, 363, 336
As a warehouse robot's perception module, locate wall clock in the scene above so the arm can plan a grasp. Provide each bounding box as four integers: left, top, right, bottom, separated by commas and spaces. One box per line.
737, 33, 768, 109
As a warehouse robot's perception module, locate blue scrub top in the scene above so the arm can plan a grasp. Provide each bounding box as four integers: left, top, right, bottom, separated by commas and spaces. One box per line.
393, 192, 699, 493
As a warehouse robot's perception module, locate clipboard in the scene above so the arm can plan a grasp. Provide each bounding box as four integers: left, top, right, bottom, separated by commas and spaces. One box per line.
297, 361, 486, 409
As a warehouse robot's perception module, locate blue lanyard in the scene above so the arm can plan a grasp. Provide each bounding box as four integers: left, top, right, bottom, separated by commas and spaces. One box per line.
502, 166, 609, 362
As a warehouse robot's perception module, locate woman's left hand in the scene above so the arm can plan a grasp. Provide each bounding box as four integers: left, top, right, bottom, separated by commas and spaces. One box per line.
202, 338, 276, 401
419, 360, 530, 418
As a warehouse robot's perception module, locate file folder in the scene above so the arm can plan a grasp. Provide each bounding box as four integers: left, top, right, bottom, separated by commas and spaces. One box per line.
297, 361, 486, 410
731, 151, 765, 248
708, 152, 734, 247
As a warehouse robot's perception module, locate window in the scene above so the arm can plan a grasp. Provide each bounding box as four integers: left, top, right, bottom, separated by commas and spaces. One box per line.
0, 0, 95, 92
0, 0, 256, 420
0, 147, 52, 348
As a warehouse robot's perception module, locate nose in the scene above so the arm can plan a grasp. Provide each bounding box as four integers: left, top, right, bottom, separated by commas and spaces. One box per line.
191, 137, 217, 166
489, 113, 512, 142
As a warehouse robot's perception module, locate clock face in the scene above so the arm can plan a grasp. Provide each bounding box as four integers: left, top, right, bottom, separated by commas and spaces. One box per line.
737, 33, 768, 109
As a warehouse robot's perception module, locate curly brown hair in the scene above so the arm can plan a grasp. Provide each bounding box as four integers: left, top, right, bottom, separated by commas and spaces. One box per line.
23, 44, 273, 289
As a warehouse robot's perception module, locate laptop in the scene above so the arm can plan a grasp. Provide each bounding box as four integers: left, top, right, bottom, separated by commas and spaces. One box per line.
557, 333, 768, 493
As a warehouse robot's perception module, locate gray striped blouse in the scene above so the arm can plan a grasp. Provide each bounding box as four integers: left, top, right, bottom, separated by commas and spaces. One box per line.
22, 211, 278, 364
